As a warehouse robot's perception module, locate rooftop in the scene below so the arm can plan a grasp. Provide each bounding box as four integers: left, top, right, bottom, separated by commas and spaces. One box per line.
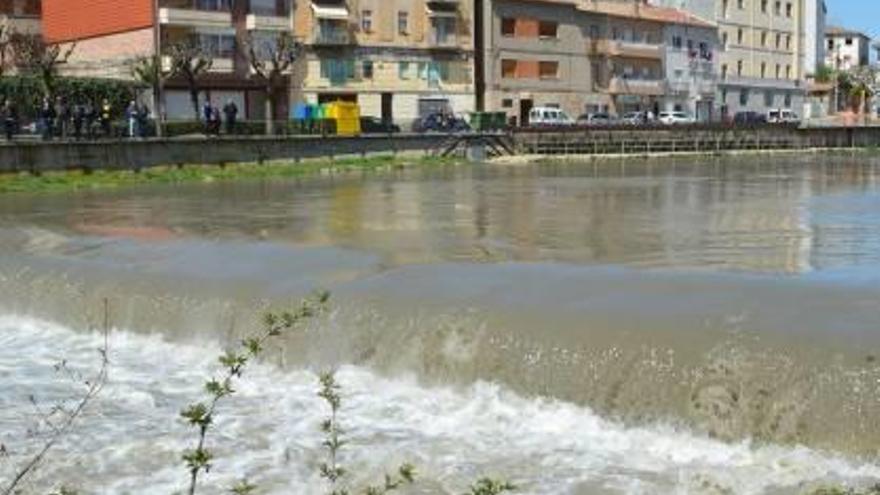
826, 25, 871, 39
577, 0, 716, 29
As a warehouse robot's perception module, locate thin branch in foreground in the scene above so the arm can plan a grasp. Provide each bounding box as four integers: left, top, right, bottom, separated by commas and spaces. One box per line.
1, 299, 111, 495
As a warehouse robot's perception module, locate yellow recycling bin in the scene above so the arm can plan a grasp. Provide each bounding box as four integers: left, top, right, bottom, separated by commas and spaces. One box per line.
324, 101, 361, 136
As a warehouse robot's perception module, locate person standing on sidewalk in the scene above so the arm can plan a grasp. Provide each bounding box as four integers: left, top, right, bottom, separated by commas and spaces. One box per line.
2, 100, 17, 141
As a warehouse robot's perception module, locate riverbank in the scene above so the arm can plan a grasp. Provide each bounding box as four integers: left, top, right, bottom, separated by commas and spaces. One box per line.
491, 145, 880, 165
0, 154, 462, 194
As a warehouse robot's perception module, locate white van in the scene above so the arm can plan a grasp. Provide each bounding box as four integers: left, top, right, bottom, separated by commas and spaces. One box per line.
767, 109, 799, 124
529, 107, 575, 127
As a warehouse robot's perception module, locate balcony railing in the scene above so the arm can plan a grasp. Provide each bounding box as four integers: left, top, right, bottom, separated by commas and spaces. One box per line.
312, 27, 351, 45
591, 39, 663, 59
428, 31, 458, 48
158, 7, 233, 28
162, 55, 234, 73
607, 77, 666, 96
246, 13, 290, 31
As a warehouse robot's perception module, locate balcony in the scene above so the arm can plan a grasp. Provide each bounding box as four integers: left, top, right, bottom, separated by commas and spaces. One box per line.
246, 14, 290, 31
312, 25, 351, 45
162, 55, 234, 73
667, 79, 716, 96
159, 8, 233, 29
607, 77, 666, 96
428, 31, 459, 49
590, 39, 663, 60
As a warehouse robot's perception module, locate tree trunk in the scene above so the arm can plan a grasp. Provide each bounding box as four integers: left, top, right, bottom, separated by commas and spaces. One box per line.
188, 76, 200, 122
265, 85, 275, 136
153, 83, 164, 138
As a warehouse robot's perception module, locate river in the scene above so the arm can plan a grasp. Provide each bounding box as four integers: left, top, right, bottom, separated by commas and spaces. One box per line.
1, 154, 880, 494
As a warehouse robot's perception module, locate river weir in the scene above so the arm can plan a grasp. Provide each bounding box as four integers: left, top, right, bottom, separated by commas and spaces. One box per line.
2, 153, 880, 494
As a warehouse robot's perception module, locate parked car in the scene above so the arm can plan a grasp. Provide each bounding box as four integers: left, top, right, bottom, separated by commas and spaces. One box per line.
577, 113, 614, 126
767, 109, 799, 124
411, 113, 470, 133
732, 111, 768, 125
620, 111, 650, 126
658, 111, 695, 125
360, 116, 400, 134
528, 107, 575, 127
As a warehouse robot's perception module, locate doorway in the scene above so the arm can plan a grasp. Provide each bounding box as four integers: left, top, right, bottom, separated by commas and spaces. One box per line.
381, 93, 393, 123
519, 99, 533, 127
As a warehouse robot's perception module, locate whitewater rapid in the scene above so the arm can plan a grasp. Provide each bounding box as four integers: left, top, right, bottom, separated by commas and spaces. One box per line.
1, 315, 878, 495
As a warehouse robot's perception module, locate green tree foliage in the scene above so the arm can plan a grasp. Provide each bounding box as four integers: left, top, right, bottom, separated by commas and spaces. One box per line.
0, 75, 139, 120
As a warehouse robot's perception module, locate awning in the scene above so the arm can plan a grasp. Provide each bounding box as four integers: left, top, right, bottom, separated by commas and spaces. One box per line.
311, 4, 350, 20
426, 5, 459, 18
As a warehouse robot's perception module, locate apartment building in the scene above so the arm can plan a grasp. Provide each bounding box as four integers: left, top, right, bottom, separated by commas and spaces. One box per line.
42, 0, 293, 120
802, 0, 824, 75
477, 0, 717, 124
824, 26, 870, 71
293, 0, 475, 126
651, 0, 807, 117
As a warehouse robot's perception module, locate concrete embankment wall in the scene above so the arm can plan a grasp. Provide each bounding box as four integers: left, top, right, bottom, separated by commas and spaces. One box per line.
3, 127, 880, 174
513, 126, 880, 155
0, 134, 447, 174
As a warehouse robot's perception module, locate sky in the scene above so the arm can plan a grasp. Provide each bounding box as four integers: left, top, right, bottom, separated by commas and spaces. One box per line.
826, 0, 880, 39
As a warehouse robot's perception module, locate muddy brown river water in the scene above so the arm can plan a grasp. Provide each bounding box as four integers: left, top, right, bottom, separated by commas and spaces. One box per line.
2, 154, 880, 494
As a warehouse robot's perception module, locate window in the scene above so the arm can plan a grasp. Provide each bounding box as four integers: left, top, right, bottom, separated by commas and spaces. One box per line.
761, 62, 766, 78
786, 2, 792, 17
722, 0, 729, 18
785, 65, 791, 79
827, 39, 834, 50
786, 34, 791, 50
538, 20, 558, 38
761, 0, 768, 12
362, 60, 373, 79
774, 1, 781, 15
197, 33, 236, 58
589, 25, 600, 38
320, 59, 355, 81
501, 59, 516, 78
737, 0, 744, 9
361, 10, 372, 32
502, 99, 513, 108
737, 28, 744, 44
196, 0, 230, 10
673, 36, 683, 49
775, 33, 781, 49
398, 61, 410, 80
721, 89, 728, 102
761, 31, 767, 47
740, 89, 749, 105
784, 93, 792, 108
737, 59, 744, 76
398, 11, 408, 35
764, 91, 774, 107
501, 18, 515, 36
775, 64, 780, 78
539, 61, 559, 79
722, 32, 728, 47
845, 37, 853, 46
721, 64, 728, 78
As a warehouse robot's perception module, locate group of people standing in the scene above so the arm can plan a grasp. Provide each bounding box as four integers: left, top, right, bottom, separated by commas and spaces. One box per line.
202, 99, 239, 136
36, 96, 120, 141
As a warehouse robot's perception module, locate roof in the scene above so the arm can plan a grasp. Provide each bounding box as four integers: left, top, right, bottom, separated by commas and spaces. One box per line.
577, 0, 716, 29
825, 25, 871, 39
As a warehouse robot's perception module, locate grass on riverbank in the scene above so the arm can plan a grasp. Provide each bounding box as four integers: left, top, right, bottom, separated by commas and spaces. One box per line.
0, 154, 461, 194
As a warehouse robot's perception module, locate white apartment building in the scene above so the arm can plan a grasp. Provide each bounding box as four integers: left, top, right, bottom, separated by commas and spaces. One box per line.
651, 0, 808, 117
662, 20, 719, 120
824, 26, 870, 71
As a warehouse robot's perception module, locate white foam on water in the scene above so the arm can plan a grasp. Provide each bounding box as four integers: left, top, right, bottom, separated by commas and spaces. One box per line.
0, 315, 878, 495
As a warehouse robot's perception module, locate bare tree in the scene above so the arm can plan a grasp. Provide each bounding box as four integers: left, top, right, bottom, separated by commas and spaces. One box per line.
165, 40, 213, 122
11, 34, 75, 98
131, 54, 172, 137
242, 31, 301, 135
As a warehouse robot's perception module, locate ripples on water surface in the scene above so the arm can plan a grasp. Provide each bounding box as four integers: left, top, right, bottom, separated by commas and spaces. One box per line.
2, 155, 880, 493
